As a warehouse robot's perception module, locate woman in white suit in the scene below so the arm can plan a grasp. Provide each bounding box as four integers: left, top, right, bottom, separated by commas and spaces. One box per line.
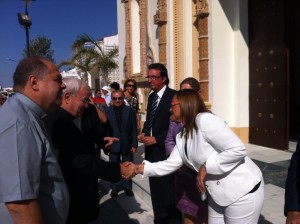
134, 89, 264, 224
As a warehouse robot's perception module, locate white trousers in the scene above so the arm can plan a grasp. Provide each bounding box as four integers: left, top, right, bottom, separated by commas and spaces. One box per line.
208, 179, 264, 224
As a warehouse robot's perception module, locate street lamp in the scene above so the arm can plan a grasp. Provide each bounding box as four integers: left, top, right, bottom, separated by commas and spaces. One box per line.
17, 0, 35, 57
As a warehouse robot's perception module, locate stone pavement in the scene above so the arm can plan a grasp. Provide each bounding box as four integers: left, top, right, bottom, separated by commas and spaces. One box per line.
95, 142, 297, 224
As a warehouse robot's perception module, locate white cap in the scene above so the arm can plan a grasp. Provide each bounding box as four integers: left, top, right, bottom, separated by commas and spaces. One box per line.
61, 68, 81, 79
101, 86, 110, 91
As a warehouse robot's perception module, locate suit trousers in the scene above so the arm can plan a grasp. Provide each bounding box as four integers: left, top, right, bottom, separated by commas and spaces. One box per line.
149, 175, 182, 224
109, 151, 133, 190
208, 179, 264, 224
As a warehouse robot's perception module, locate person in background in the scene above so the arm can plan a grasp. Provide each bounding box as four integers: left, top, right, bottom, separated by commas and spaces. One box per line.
165, 77, 208, 224
135, 89, 264, 224
101, 85, 111, 106
110, 81, 120, 92
124, 78, 141, 131
0, 92, 7, 106
138, 63, 181, 224
105, 90, 138, 197
93, 89, 107, 110
44, 77, 135, 224
0, 57, 69, 224
285, 141, 300, 224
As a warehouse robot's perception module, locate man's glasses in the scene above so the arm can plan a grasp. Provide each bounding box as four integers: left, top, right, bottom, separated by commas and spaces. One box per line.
126, 84, 135, 87
112, 97, 123, 101
146, 76, 162, 80
71, 94, 90, 104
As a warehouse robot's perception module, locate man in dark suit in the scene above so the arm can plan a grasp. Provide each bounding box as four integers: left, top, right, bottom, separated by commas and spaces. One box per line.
285, 141, 300, 224
105, 90, 138, 197
138, 63, 181, 224
45, 77, 135, 224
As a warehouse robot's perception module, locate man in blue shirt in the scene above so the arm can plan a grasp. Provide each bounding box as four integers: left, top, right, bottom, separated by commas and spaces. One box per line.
0, 57, 69, 224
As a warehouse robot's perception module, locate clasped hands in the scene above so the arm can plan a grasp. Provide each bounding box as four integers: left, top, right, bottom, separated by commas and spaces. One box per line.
120, 162, 144, 180
137, 133, 156, 146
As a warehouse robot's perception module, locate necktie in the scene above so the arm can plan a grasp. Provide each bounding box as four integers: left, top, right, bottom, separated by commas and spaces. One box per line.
145, 93, 158, 136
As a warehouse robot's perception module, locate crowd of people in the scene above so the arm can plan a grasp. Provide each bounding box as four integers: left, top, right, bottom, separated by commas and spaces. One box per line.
1, 57, 299, 224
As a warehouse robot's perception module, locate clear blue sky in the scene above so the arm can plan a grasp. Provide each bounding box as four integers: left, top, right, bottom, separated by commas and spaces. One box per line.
0, 0, 118, 88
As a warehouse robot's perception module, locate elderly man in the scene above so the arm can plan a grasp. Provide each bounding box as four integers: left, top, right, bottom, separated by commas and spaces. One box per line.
45, 77, 134, 224
0, 57, 69, 224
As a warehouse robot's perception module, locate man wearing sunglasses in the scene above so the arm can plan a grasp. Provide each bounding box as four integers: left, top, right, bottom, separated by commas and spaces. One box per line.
105, 90, 138, 197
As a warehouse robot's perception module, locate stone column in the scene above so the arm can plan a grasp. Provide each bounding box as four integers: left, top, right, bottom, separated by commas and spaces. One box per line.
195, 0, 209, 102
154, 0, 167, 66
123, 0, 133, 79
137, 0, 147, 77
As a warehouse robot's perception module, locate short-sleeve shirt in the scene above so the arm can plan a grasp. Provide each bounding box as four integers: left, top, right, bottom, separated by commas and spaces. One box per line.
0, 93, 69, 224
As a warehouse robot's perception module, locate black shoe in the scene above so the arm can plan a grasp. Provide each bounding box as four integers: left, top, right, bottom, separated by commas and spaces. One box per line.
125, 189, 134, 196
110, 189, 119, 197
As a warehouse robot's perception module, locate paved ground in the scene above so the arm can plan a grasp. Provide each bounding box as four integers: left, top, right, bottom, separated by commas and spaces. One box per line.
93, 142, 297, 224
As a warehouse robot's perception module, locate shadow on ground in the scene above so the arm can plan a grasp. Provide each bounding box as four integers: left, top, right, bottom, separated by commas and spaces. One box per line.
92, 179, 148, 224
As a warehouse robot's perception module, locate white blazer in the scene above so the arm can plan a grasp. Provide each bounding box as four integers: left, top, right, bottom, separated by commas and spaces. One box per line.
143, 112, 262, 206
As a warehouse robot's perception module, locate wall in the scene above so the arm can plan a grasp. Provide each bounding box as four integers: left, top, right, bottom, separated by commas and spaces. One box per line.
209, 0, 249, 132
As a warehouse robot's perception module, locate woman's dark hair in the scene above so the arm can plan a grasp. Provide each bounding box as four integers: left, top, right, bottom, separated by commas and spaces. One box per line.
124, 78, 137, 96
180, 77, 200, 92
176, 89, 208, 139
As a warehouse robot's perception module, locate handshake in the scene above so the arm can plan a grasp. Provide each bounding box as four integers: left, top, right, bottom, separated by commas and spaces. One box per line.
120, 162, 144, 180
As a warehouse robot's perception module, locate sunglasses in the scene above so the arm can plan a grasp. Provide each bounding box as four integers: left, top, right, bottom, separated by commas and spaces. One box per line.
126, 84, 135, 87
112, 97, 123, 101
146, 76, 161, 80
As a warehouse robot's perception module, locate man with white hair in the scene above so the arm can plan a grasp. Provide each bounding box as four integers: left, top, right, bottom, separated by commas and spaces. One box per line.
45, 77, 135, 224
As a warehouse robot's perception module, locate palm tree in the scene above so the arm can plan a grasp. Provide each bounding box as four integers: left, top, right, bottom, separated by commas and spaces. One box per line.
58, 33, 119, 85
58, 52, 95, 83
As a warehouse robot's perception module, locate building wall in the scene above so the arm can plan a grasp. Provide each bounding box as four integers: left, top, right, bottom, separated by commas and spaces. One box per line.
117, 0, 126, 82
209, 0, 249, 139
131, 1, 141, 75
117, 0, 250, 142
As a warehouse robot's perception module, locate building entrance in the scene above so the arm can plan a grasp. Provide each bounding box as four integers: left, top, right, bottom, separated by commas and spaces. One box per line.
249, 0, 300, 149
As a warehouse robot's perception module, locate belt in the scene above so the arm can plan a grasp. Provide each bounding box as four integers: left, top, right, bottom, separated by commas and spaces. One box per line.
248, 181, 261, 194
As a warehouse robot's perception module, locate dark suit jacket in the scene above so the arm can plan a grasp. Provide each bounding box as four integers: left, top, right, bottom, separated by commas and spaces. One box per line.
285, 141, 300, 215
44, 107, 121, 222
80, 104, 108, 150
105, 105, 138, 154
142, 86, 176, 162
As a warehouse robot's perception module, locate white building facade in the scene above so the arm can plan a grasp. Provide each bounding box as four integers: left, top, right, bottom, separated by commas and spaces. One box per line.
89, 34, 120, 91
117, 0, 297, 150
117, 0, 249, 143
